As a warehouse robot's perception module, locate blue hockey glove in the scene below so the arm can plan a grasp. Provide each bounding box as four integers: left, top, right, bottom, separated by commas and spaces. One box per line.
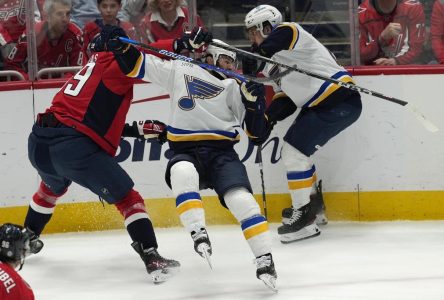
90, 25, 129, 54
240, 81, 266, 111
173, 27, 213, 53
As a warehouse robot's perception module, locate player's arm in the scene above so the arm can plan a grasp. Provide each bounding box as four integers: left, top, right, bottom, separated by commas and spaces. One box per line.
266, 92, 297, 123
256, 24, 296, 57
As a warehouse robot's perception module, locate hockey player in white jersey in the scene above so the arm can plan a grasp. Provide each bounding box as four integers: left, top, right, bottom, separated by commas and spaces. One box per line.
95, 26, 277, 290
244, 5, 362, 243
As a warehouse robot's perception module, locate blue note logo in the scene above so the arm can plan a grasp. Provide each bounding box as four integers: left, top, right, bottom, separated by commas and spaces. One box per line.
178, 75, 225, 110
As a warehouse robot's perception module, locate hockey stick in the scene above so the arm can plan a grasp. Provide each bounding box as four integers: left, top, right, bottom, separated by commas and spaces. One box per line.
118, 37, 292, 84
256, 145, 268, 219
210, 41, 439, 133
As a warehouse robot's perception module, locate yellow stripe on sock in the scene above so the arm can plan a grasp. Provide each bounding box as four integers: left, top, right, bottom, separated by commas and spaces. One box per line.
243, 222, 269, 240
176, 200, 203, 215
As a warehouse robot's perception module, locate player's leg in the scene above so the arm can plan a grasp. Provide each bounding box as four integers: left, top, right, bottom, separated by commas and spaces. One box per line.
25, 125, 73, 255
278, 142, 320, 243
280, 89, 362, 243
211, 149, 276, 290
165, 155, 211, 262
54, 133, 179, 283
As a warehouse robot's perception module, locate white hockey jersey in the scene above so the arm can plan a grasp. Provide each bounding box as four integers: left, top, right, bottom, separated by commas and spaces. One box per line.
128, 54, 246, 147
263, 22, 355, 108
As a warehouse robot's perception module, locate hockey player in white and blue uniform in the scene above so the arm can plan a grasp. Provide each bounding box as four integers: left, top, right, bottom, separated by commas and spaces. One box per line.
95, 26, 277, 290
244, 5, 362, 244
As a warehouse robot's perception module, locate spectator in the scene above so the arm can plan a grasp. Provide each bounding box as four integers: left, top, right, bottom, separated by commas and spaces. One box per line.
359, 0, 426, 65
431, 0, 444, 64
0, 223, 34, 300
0, 0, 40, 65
83, 0, 139, 59
135, 0, 205, 43
70, 0, 101, 29
5, 0, 85, 80
119, 0, 148, 24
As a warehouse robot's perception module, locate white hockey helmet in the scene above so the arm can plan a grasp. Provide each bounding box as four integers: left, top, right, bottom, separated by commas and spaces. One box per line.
245, 4, 282, 38
205, 39, 236, 66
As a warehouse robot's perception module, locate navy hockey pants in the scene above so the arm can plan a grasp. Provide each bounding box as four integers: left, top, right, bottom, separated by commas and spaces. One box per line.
28, 124, 134, 203
165, 146, 252, 206
284, 90, 362, 156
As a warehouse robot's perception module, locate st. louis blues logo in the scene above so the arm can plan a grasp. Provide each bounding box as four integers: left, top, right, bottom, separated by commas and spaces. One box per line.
178, 75, 225, 110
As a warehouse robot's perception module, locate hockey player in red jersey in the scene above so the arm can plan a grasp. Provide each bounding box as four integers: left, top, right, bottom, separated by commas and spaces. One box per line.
22, 26, 190, 283
4, 0, 85, 80
431, 0, 444, 64
83, 0, 140, 59
359, 0, 426, 65
0, 223, 34, 300
0, 0, 40, 63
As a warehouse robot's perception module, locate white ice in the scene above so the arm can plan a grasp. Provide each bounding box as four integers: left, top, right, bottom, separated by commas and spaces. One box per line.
21, 222, 444, 300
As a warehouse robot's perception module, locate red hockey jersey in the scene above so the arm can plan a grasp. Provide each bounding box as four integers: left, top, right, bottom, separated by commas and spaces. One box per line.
0, 262, 34, 300
49, 52, 135, 156
0, 0, 40, 45
83, 19, 140, 59
5, 21, 85, 80
137, 7, 204, 43
431, 0, 444, 64
359, 0, 426, 65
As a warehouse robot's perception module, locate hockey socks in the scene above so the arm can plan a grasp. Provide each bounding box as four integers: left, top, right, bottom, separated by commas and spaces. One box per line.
25, 181, 65, 236
115, 189, 157, 248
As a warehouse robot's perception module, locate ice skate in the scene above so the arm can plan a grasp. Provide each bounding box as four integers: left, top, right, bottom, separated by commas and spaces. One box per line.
310, 180, 328, 225
255, 253, 277, 292
278, 203, 320, 244
191, 228, 212, 269
24, 228, 44, 256
132, 242, 180, 283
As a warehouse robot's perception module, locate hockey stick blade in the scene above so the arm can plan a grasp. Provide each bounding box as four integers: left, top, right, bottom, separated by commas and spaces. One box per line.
210, 41, 439, 132
405, 103, 439, 133
118, 37, 287, 84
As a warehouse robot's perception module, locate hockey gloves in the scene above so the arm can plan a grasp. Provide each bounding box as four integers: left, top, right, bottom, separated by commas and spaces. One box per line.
240, 81, 266, 112
122, 120, 167, 144
173, 26, 213, 53
90, 25, 130, 54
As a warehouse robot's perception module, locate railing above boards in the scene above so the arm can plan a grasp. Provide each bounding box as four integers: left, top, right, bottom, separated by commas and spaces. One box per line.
0, 70, 26, 81
37, 66, 82, 80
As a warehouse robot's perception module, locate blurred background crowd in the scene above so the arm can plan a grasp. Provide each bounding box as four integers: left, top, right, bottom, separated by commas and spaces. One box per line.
0, 0, 443, 82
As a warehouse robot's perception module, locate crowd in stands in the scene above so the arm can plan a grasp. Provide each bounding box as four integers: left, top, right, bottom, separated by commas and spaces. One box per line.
0, 0, 444, 81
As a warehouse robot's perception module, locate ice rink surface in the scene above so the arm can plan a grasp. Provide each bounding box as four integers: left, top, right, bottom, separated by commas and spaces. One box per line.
21, 222, 444, 300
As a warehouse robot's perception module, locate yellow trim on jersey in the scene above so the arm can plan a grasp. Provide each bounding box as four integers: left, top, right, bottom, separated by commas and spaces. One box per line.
309, 76, 355, 107
277, 23, 300, 50
167, 133, 241, 142
243, 222, 269, 240
272, 92, 287, 101
127, 53, 144, 78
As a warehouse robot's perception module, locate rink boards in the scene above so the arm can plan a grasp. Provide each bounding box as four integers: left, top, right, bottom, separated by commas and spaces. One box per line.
1, 73, 443, 232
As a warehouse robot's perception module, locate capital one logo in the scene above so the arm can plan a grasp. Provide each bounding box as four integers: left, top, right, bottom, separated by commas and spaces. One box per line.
115, 136, 283, 165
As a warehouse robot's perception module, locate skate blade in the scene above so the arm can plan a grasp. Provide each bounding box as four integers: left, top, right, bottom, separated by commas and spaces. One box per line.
151, 266, 180, 284
258, 274, 278, 292
279, 223, 321, 244
197, 243, 213, 269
